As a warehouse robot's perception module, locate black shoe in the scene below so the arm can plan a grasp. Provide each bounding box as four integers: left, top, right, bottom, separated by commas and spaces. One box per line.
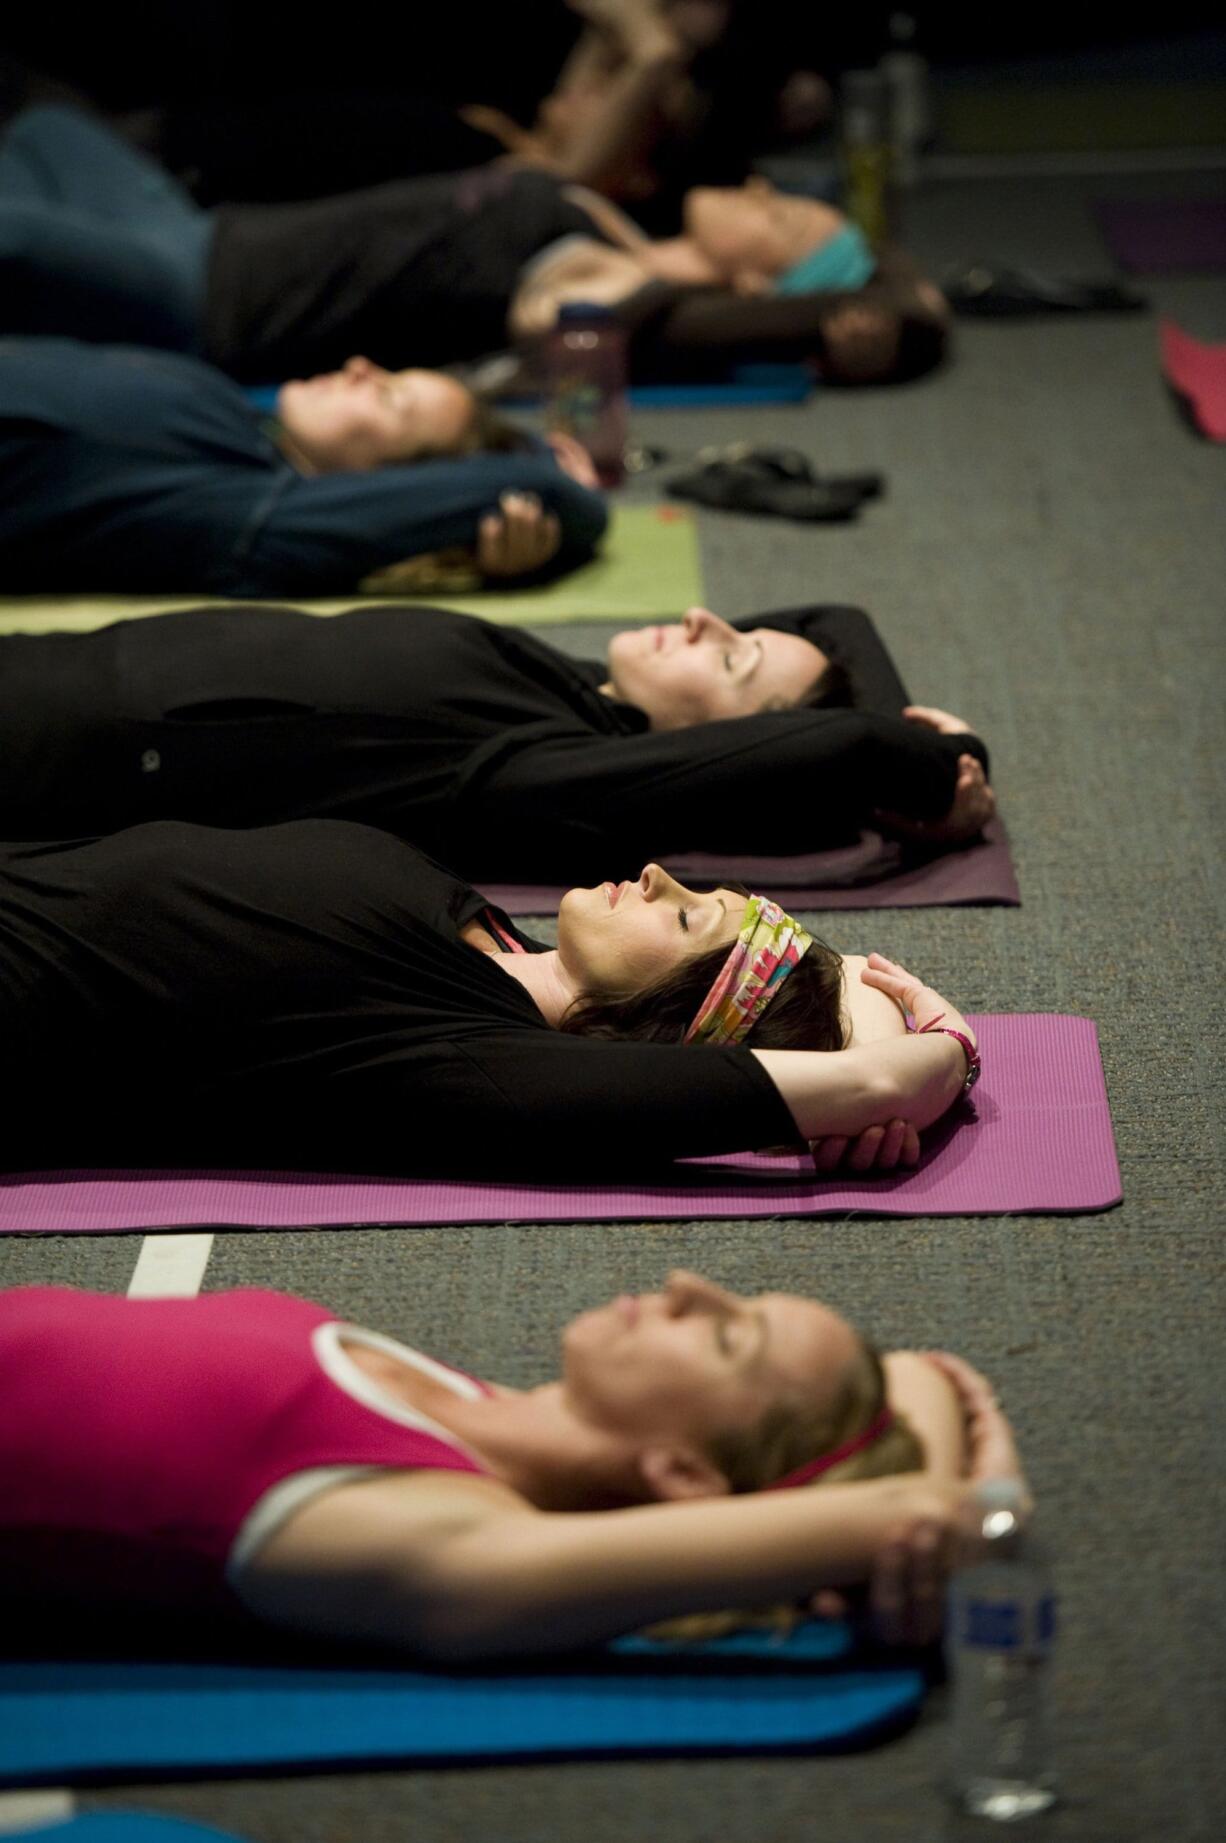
670, 446, 882, 522
945, 262, 1148, 317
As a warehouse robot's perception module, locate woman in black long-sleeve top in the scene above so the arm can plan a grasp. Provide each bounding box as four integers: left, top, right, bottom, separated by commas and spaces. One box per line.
0, 339, 606, 596
0, 104, 947, 386
0, 820, 976, 1178
0, 603, 992, 881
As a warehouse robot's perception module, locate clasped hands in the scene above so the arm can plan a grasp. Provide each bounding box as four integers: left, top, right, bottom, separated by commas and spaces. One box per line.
876, 705, 997, 845
811, 1352, 1030, 1648
477, 436, 600, 580
806, 952, 968, 1174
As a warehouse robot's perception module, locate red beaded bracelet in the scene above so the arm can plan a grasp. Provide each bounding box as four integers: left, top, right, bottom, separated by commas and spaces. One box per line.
917, 1013, 981, 1093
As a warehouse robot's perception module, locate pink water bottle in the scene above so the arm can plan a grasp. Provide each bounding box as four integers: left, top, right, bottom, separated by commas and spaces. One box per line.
544, 302, 628, 488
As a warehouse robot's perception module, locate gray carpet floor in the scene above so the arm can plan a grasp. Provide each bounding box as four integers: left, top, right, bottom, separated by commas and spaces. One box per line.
2, 169, 1224, 1842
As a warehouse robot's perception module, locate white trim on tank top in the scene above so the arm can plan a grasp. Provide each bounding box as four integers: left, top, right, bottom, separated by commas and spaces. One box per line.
227, 1319, 484, 1581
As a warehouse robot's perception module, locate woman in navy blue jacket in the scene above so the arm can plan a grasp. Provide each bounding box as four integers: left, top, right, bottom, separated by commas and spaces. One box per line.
0, 339, 607, 596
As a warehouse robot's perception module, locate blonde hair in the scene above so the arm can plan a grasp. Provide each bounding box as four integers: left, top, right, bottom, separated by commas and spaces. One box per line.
408, 397, 530, 465
647, 1340, 923, 1643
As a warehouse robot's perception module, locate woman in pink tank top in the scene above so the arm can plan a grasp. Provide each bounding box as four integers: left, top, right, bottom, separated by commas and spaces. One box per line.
1, 1275, 1022, 1657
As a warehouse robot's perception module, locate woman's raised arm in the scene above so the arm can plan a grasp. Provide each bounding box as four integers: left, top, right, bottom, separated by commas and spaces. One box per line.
752, 957, 976, 1144
240, 1463, 980, 1663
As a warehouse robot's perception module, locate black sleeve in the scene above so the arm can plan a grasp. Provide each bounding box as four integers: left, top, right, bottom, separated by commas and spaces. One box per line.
735, 603, 989, 773
395, 1033, 796, 1175
735, 603, 911, 714
470, 704, 984, 879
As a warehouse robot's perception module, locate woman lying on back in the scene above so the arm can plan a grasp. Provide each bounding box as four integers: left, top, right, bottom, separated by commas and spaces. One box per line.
0, 823, 978, 1176
2, 1276, 1022, 1658
1, 104, 946, 386
0, 339, 604, 596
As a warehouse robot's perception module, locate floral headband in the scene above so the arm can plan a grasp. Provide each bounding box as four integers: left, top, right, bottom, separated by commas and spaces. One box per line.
684, 895, 814, 1047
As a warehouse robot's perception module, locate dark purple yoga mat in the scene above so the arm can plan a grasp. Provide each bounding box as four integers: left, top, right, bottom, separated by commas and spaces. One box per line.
1094, 198, 1226, 274
0, 1016, 1119, 1232
484, 818, 1019, 916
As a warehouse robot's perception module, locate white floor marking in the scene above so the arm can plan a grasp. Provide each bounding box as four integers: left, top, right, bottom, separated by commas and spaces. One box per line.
127, 1231, 215, 1299
0, 1790, 76, 1831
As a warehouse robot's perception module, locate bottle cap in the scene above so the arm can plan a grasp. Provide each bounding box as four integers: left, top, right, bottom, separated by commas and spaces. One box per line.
975, 1478, 1027, 1512
975, 1477, 1026, 1543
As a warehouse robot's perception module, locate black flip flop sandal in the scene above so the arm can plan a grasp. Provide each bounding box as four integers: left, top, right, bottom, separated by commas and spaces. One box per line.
945, 263, 1149, 317
668, 447, 880, 522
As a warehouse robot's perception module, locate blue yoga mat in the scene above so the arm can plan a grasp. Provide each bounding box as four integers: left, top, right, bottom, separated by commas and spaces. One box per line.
0, 1623, 923, 1786
247, 364, 814, 417
6, 1819, 250, 1843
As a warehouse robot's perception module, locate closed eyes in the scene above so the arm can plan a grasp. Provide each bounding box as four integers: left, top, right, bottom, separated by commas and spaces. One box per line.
724, 641, 763, 682
679, 896, 726, 935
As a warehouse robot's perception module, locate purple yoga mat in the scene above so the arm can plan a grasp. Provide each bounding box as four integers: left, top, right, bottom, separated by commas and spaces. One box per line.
1094, 198, 1226, 274
484, 818, 1020, 915
0, 1016, 1119, 1232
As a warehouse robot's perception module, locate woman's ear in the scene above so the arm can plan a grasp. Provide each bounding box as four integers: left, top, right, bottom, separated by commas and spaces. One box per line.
639, 1444, 731, 1501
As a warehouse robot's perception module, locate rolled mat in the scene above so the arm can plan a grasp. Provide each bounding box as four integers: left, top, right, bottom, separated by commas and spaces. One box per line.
0, 1016, 1120, 1232
484, 817, 1020, 914
0, 1622, 924, 1785
1159, 318, 1226, 442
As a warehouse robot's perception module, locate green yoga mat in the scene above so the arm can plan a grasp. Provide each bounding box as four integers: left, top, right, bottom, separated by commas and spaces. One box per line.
0, 505, 702, 634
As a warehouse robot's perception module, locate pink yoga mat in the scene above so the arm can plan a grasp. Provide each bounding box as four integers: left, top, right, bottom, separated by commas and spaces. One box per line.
484, 819, 1020, 916
0, 1016, 1118, 1231
1160, 318, 1226, 442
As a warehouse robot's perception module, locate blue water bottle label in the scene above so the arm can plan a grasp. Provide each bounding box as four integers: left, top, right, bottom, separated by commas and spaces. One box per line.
962, 1599, 1022, 1648
959, 1593, 1056, 1649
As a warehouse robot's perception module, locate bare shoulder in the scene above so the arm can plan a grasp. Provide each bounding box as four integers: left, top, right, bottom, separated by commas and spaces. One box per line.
235, 1468, 530, 1640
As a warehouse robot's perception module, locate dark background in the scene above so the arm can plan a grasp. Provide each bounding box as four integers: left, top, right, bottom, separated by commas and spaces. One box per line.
6, 7, 1225, 111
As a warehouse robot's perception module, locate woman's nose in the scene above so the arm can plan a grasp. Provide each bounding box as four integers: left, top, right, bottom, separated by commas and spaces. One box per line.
666, 1270, 732, 1314
638, 863, 688, 905
684, 607, 735, 646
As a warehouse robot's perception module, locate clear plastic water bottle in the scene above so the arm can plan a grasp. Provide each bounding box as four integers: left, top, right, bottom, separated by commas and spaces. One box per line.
839, 68, 894, 249
544, 302, 628, 488
949, 1479, 1058, 1821
880, 12, 932, 191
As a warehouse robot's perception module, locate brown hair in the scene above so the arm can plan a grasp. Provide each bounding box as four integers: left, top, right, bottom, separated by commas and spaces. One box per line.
649, 1340, 924, 1642
796, 657, 853, 711
758, 656, 853, 716
560, 928, 847, 1052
